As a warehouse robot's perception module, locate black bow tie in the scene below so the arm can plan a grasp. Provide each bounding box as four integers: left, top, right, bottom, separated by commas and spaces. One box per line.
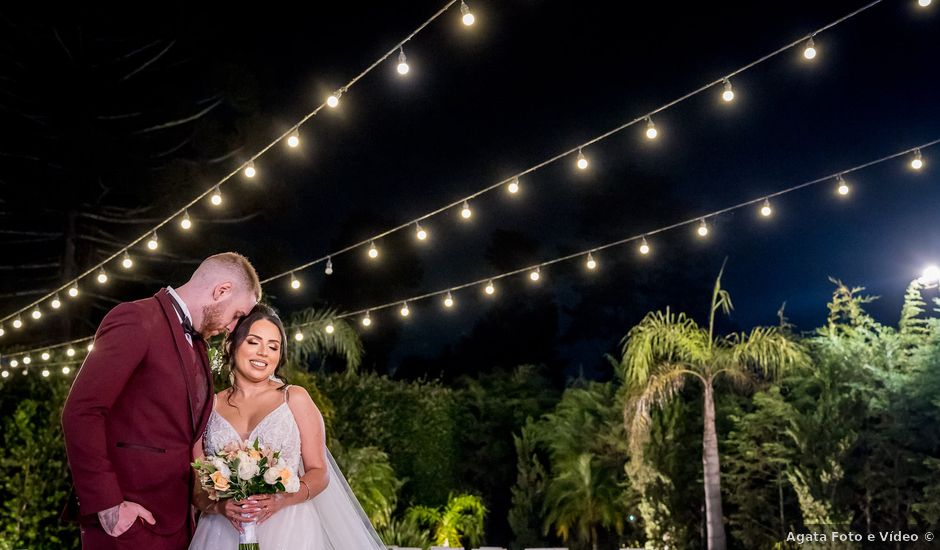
169, 293, 203, 341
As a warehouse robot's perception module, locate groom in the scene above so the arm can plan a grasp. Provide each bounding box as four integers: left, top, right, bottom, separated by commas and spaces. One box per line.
62, 252, 261, 549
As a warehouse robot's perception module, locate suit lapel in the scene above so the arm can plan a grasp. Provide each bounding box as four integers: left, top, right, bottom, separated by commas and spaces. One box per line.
192, 338, 214, 441
154, 290, 199, 436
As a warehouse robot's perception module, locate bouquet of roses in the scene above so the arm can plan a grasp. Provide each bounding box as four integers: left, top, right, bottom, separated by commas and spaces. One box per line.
193, 438, 300, 549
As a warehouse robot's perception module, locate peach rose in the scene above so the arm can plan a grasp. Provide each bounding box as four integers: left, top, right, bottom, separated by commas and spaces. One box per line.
210, 470, 230, 492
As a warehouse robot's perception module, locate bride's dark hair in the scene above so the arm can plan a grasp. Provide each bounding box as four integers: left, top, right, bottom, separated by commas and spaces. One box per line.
222, 303, 289, 403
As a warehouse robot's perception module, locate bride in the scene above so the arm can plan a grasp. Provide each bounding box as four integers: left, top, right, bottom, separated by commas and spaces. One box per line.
189, 304, 386, 549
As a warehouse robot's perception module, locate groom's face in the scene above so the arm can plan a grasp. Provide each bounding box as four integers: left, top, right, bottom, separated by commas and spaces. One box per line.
201, 289, 257, 338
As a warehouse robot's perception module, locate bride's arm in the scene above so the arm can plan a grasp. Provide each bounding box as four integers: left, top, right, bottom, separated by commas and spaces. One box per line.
254, 385, 328, 523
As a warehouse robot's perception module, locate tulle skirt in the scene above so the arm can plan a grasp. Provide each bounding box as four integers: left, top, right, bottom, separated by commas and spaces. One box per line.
189, 499, 324, 550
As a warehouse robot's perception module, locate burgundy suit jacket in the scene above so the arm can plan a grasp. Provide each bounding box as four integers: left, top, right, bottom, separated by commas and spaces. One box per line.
61, 289, 213, 535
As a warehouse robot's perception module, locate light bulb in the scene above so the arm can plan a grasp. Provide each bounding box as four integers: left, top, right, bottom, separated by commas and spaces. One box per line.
244, 161, 257, 178
1, 371, 7, 378
97, 269, 108, 284
460, 0, 475, 25
327, 89, 342, 108
66, 348, 76, 357
721, 79, 735, 102
23, 356, 31, 365
484, 280, 496, 295
911, 149, 924, 170
10, 359, 18, 368
920, 265, 940, 284
507, 177, 520, 194
290, 274, 301, 290
416, 223, 428, 241
362, 312, 372, 327
51, 295, 62, 309
586, 252, 597, 270
443, 292, 455, 308
576, 149, 589, 170
287, 130, 300, 148
400, 302, 410, 317
325, 258, 334, 275
368, 242, 379, 259
639, 237, 651, 255
87, 343, 94, 352
210, 187, 223, 206
837, 175, 850, 196
62, 366, 71, 375
325, 323, 335, 334
919, 0, 932, 7
697, 219, 709, 237
396, 47, 410, 75
760, 199, 773, 217
41, 352, 50, 361
294, 330, 304, 342
122, 252, 133, 269
529, 268, 541, 282
803, 37, 817, 60
13, 317, 23, 329
68, 285, 79, 298
147, 232, 159, 251
645, 117, 658, 140
0, 326, 4, 337
180, 211, 192, 230
460, 200, 472, 219
30, 308, 41, 320
41, 369, 50, 378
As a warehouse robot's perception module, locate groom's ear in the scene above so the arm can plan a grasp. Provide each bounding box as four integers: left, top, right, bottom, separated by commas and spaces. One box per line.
212, 281, 234, 301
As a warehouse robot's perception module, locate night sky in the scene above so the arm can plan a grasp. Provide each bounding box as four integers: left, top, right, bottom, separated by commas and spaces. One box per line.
1, 1, 938, 378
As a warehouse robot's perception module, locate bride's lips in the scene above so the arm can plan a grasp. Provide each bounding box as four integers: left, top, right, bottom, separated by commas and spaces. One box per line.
249, 359, 269, 369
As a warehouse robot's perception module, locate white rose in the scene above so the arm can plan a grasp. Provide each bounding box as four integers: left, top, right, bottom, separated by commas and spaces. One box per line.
209, 457, 231, 479
237, 454, 260, 481
263, 463, 282, 485
284, 475, 301, 493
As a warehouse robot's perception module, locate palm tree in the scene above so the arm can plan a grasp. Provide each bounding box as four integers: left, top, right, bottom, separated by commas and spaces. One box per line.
406, 493, 487, 547
619, 266, 807, 550
287, 307, 363, 372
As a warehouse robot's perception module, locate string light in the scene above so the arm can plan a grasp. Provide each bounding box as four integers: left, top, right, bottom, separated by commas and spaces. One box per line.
919, 0, 932, 7
586, 252, 598, 270
10, 359, 18, 368
290, 273, 302, 290
244, 161, 257, 179
97, 268, 109, 284
697, 218, 709, 237
361, 311, 372, 327
803, 36, 817, 60
460, 201, 473, 220
507, 177, 520, 194
416, 223, 428, 241
210, 186, 223, 206
460, 0, 475, 26
325, 323, 335, 334
62, 366, 71, 375
31, 308, 41, 320
760, 198, 773, 217
13, 317, 23, 329
122, 252, 134, 269
0, 326, 4, 337
147, 232, 159, 251
287, 130, 301, 148
443, 292, 455, 308
180, 210, 193, 230
327, 90, 342, 108
397, 47, 410, 75
368, 242, 379, 259
911, 149, 924, 170
325, 258, 334, 275
51, 295, 62, 309
1, 371, 7, 379
645, 117, 658, 140
576, 149, 589, 170
66, 348, 76, 357
836, 175, 850, 196
529, 268, 541, 282
400, 302, 411, 317
68, 285, 79, 298
484, 280, 496, 296
41, 352, 50, 361
87, 343, 94, 352
41, 369, 50, 378
22, 356, 31, 365
294, 329, 304, 342
721, 79, 735, 102
639, 237, 651, 255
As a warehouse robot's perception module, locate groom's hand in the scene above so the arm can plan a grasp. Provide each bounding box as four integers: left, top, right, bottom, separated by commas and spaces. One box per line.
98, 501, 156, 537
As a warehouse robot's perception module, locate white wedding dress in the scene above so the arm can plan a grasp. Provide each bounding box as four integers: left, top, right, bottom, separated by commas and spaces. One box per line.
189, 387, 387, 550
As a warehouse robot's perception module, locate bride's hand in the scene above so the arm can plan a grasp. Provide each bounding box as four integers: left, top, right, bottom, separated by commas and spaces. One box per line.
250, 493, 288, 524
216, 498, 262, 532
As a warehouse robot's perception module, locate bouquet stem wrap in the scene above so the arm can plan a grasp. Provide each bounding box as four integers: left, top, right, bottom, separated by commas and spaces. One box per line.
238, 520, 259, 550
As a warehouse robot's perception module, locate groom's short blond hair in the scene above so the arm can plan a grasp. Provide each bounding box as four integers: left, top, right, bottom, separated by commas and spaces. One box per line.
192, 252, 262, 299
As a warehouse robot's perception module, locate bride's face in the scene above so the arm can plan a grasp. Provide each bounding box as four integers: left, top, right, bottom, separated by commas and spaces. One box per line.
233, 319, 282, 383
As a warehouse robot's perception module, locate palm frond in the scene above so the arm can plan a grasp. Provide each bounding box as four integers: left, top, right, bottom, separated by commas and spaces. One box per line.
722, 326, 809, 380
626, 363, 695, 454
620, 308, 710, 386
287, 307, 363, 373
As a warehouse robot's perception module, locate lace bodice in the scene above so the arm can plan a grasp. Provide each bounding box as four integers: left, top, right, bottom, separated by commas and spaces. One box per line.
203, 390, 303, 474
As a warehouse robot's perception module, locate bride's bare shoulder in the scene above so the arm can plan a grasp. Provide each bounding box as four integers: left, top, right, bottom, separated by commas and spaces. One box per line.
285, 385, 322, 416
